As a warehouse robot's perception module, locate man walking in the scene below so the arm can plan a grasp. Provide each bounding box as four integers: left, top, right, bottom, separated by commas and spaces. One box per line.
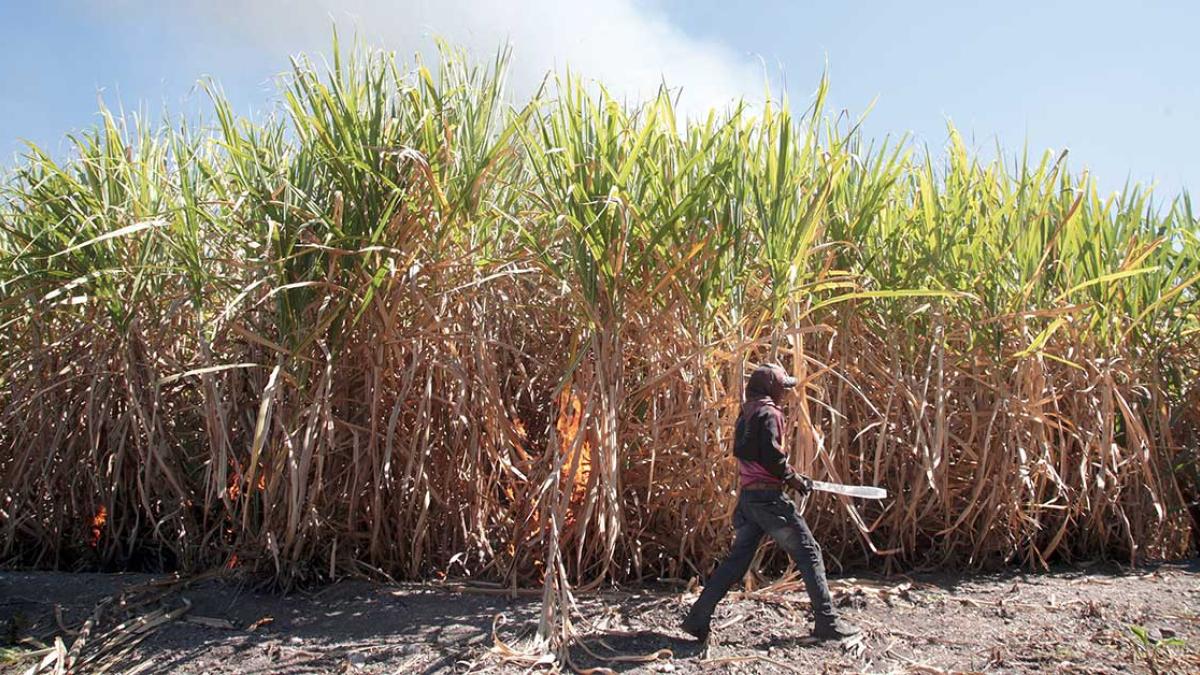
682, 363, 859, 642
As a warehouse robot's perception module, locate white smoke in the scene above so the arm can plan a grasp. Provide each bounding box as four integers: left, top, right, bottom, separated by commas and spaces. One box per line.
135, 0, 768, 118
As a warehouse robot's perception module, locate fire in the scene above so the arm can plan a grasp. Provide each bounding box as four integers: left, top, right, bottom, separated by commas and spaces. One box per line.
511, 417, 531, 463
518, 386, 595, 541
555, 386, 591, 504
89, 505, 107, 548
227, 471, 265, 499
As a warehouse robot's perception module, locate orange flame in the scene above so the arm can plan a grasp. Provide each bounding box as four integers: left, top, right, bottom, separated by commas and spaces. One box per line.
521, 386, 595, 543
555, 386, 592, 510
511, 417, 532, 463
89, 506, 108, 547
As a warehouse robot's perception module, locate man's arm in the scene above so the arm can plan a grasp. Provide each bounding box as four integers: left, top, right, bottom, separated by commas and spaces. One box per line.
732, 415, 748, 457
760, 412, 812, 495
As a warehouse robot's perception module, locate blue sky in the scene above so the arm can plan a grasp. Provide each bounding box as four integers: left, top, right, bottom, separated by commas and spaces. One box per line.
1, 1, 1196, 198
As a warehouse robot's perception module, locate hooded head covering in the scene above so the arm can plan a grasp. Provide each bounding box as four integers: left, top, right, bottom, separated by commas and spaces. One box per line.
741, 363, 797, 419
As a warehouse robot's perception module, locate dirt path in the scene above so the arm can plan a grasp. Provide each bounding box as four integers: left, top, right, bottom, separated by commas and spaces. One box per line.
2, 562, 1197, 673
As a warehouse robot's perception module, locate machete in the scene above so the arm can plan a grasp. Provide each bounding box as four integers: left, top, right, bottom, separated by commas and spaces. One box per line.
810, 480, 888, 500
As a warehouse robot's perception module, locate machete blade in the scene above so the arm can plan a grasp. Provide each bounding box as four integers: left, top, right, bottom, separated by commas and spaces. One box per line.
810, 480, 888, 500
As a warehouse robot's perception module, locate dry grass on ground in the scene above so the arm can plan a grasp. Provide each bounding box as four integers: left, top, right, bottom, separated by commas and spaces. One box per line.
2, 562, 1197, 673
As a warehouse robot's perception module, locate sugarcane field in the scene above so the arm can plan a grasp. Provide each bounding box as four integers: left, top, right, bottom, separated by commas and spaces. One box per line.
1, 4, 1198, 674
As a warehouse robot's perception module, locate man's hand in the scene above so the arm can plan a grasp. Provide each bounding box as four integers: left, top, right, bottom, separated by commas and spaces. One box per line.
786, 474, 813, 496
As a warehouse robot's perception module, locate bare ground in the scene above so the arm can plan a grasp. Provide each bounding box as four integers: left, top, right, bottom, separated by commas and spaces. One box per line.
2, 561, 1197, 674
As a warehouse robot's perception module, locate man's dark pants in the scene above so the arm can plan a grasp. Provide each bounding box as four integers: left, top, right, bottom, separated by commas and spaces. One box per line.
685, 488, 836, 630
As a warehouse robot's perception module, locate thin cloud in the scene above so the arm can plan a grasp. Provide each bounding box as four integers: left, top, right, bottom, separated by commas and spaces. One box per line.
156, 0, 767, 118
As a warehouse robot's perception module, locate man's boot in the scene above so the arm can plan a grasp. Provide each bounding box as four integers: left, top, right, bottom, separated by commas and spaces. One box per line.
680, 614, 710, 642
812, 617, 860, 641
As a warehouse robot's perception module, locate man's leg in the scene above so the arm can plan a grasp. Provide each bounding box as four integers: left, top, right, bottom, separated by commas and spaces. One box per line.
765, 509, 839, 628
683, 520, 763, 638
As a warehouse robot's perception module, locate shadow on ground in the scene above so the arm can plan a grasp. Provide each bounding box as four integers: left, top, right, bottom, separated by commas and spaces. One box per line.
1, 573, 545, 673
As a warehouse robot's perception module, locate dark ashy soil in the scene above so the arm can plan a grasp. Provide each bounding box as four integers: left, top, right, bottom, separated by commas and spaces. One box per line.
2, 561, 1197, 673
